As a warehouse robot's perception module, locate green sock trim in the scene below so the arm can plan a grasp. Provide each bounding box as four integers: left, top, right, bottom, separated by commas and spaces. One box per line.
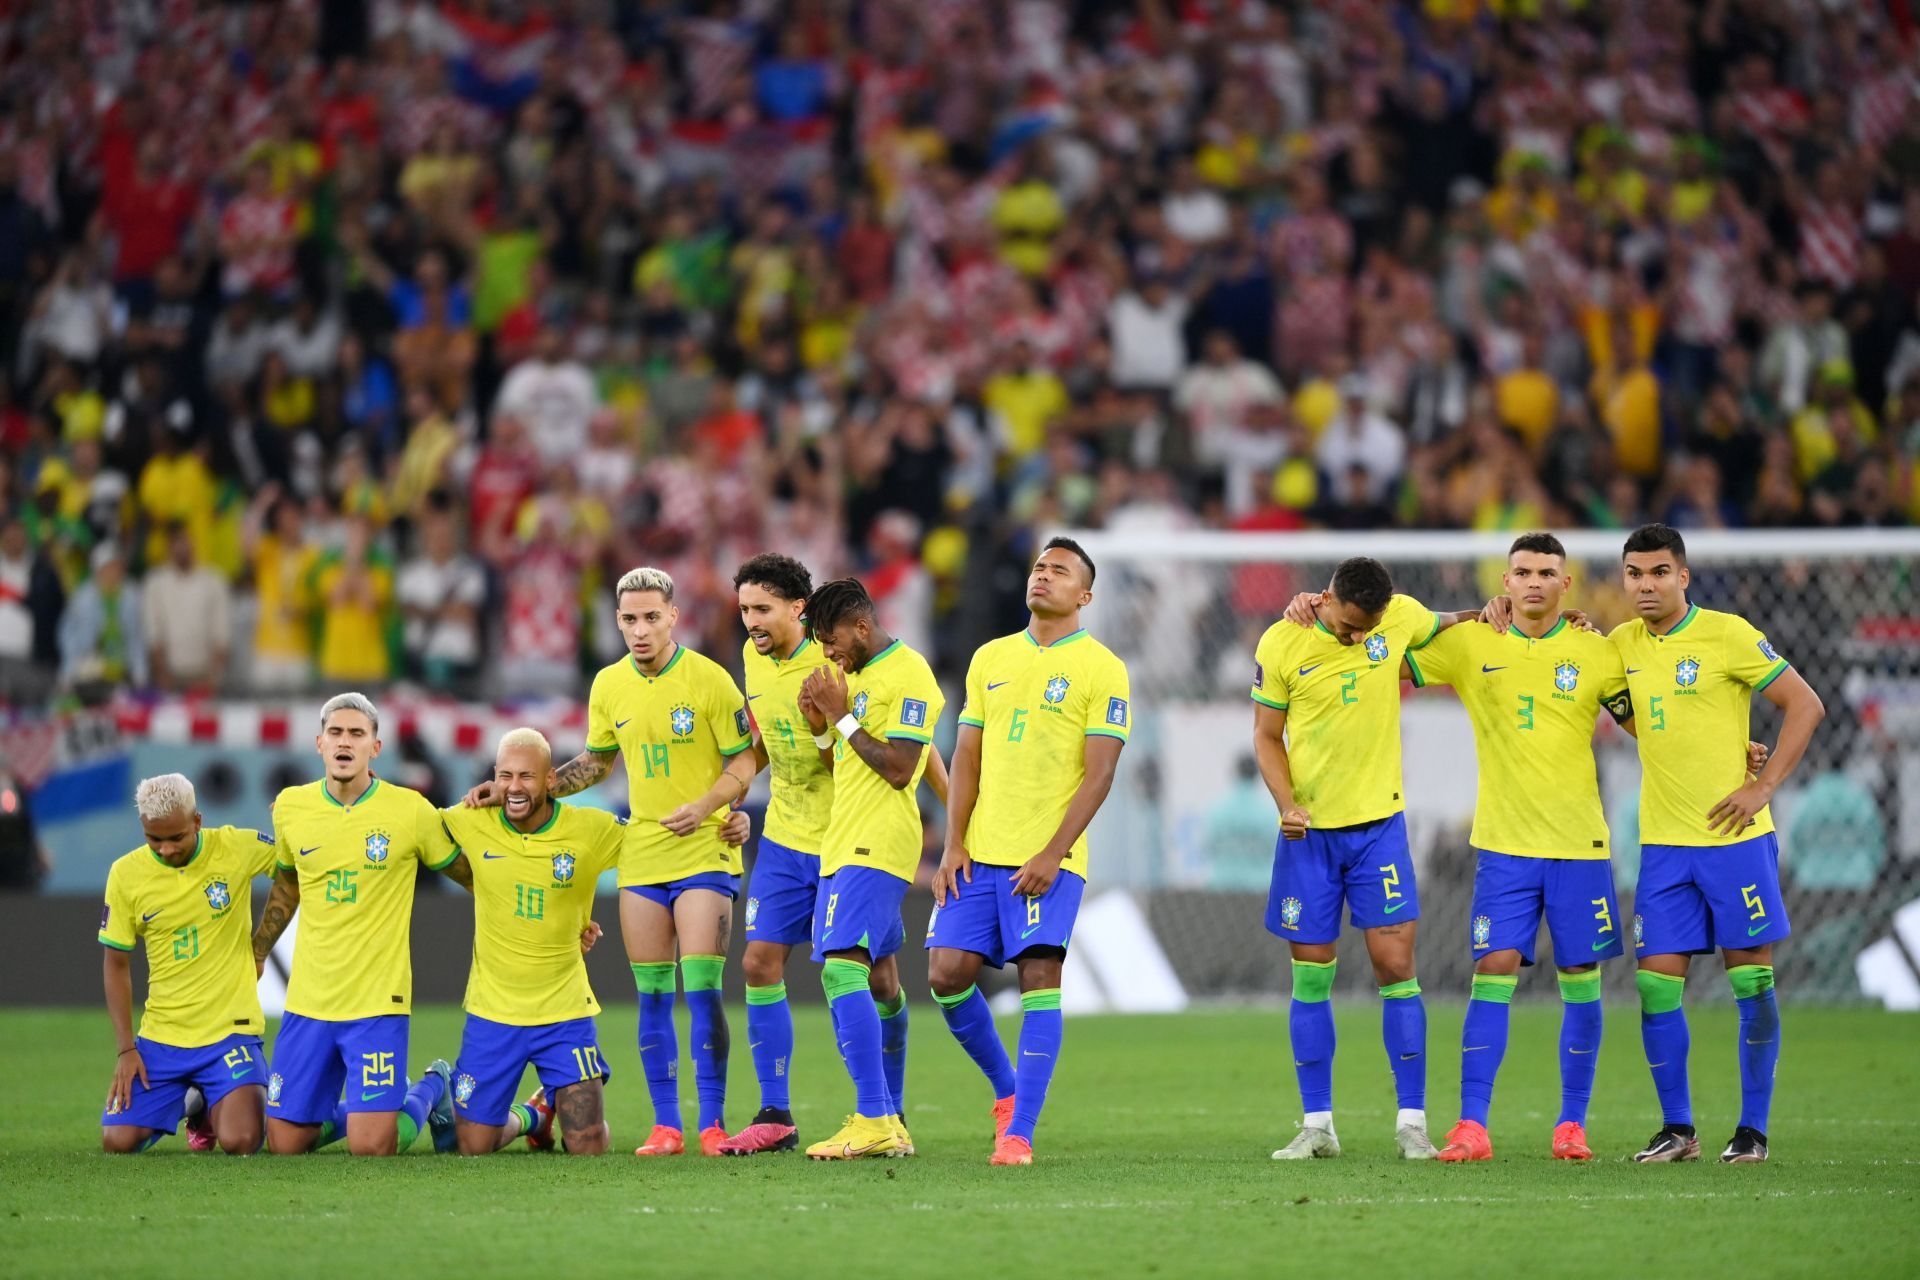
1636, 969, 1686, 1015
876, 992, 907, 1019
315, 1120, 342, 1149
1290, 959, 1336, 1003
933, 984, 978, 1010
821, 957, 871, 1001
1728, 964, 1775, 1001
680, 953, 725, 992
1558, 970, 1603, 1004
1379, 978, 1422, 1000
397, 1113, 420, 1152
508, 1103, 537, 1137
1020, 988, 1062, 1012
746, 982, 788, 1006
1469, 974, 1518, 1004
631, 961, 676, 994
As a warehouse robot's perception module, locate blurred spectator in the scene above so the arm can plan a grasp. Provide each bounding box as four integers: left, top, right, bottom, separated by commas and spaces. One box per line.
312, 517, 394, 686
242, 487, 316, 694
1317, 376, 1407, 506
59, 542, 146, 693
143, 523, 229, 696
0, 512, 64, 702
397, 503, 485, 695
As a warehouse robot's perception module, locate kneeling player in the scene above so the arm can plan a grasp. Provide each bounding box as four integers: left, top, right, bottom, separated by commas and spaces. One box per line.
101, 774, 272, 1155
439, 730, 626, 1155
928, 537, 1130, 1166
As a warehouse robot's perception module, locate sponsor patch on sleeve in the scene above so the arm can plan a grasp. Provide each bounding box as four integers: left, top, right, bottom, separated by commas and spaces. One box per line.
1107, 697, 1129, 727
900, 698, 928, 728
734, 708, 750, 737
1757, 638, 1780, 662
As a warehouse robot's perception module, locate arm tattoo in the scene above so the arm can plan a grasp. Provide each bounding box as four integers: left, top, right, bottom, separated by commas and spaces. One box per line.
440, 853, 473, 892
552, 751, 616, 798
846, 731, 914, 786
252, 869, 300, 961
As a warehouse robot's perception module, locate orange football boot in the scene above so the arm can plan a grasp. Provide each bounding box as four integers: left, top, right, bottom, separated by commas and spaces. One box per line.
1436, 1119, 1493, 1162
990, 1134, 1033, 1166
1551, 1121, 1593, 1161
992, 1095, 1015, 1142
633, 1124, 685, 1156
699, 1124, 730, 1156
523, 1088, 556, 1152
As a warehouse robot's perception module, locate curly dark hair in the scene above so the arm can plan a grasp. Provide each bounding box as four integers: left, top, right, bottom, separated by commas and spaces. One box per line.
733, 553, 814, 603
805, 577, 875, 638
1330, 556, 1393, 615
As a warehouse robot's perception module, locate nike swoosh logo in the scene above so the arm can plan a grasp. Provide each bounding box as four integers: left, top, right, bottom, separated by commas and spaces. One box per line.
1297, 664, 1322, 676
1462, 1045, 1490, 1053
1022, 1050, 1051, 1059
747, 694, 762, 701
1568, 1047, 1594, 1055
1593, 940, 1614, 951
1398, 1053, 1421, 1061
360, 1091, 387, 1103
987, 681, 1009, 691
298, 846, 320, 857
1747, 924, 1768, 936
231, 1066, 253, 1079
1480, 665, 1506, 673
1019, 924, 1044, 939
481, 851, 505, 860
749, 1041, 763, 1051
1745, 1038, 1775, 1046
141, 910, 163, 922
1383, 901, 1409, 914
1627, 668, 1642, 675
639, 1042, 659, 1052
615, 719, 630, 729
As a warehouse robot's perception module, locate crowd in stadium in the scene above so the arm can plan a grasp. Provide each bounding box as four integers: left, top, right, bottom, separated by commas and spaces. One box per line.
0, 0, 1915, 705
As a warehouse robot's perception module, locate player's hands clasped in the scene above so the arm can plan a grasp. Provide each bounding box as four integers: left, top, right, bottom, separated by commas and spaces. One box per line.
1708, 779, 1773, 836
1011, 849, 1066, 897
932, 842, 974, 906
1280, 805, 1312, 840
805, 664, 852, 722
108, 1048, 148, 1114
796, 680, 827, 734
720, 809, 751, 846
579, 920, 603, 954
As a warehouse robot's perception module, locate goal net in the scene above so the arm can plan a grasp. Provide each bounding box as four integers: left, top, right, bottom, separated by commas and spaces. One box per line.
1065, 528, 1920, 1004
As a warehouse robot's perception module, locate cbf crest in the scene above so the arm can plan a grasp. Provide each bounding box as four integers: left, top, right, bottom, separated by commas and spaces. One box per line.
1633, 914, 1645, 947
454, 1073, 477, 1106
1553, 661, 1580, 692
1044, 674, 1071, 704
1365, 634, 1389, 663
1675, 656, 1701, 687
267, 1073, 284, 1105
203, 877, 232, 915
670, 704, 696, 737
364, 831, 391, 864
745, 897, 760, 929
1278, 896, 1304, 929
852, 690, 869, 719
551, 852, 576, 884
1472, 914, 1492, 948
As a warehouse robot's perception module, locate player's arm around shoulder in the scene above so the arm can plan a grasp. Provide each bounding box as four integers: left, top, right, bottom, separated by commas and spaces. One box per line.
252, 802, 301, 973
1706, 620, 1825, 836
431, 807, 474, 891
1251, 622, 1292, 711
1403, 614, 1469, 688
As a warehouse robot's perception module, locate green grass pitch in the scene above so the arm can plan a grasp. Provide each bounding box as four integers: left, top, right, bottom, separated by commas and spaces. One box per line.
3, 1003, 1915, 1278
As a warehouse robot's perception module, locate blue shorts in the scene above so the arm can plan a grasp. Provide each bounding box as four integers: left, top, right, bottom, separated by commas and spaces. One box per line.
812, 866, 907, 963
266, 1012, 410, 1124
1635, 833, 1791, 955
924, 863, 1085, 968
745, 839, 820, 946
1470, 851, 1624, 966
1265, 812, 1417, 944
452, 1014, 609, 1127
101, 1033, 266, 1131
622, 871, 741, 909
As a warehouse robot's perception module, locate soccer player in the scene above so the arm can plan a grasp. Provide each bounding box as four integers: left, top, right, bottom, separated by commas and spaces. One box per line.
799, 577, 946, 1160
1256, 557, 1492, 1161
469, 567, 758, 1158
100, 773, 271, 1155
250, 692, 461, 1156
928, 536, 1131, 1166
717, 553, 840, 1156
1611, 524, 1824, 1164
439, 728, 625, 1155
1401, 533, 1636, 1163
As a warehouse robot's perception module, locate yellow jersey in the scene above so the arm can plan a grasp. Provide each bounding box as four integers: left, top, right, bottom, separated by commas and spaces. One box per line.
742, 636, 836, 855
1610, 604, 1790, 846
954, 628, 1131, 880
1406, 619, 1630, 859
99, 826, 276, 1047
585, 644, 753, 885
441, 802, 624, 1025
821, 639, 945, 882
271, 779, 457, 1020
1250, 594, 1441, 828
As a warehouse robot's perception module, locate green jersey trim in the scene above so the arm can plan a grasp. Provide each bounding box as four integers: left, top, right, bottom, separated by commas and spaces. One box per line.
1656, 603, 1700, 638
719, 741, 752, 757
321, 778, 381, 810
631, 643, 688, 681
498, 801, 563, 839
863, 638, 905, 669
1753, 659, 1790, 693
99, 936, 135, 952
1250, 690, 1288, 711
149, 830, 205, 869
1023, 628, 1088, 648
1405, 651, 1429, 688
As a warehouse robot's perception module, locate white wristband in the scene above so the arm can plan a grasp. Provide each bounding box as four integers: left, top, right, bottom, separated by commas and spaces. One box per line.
812, 730, 835, 749
836, 714, 862, 741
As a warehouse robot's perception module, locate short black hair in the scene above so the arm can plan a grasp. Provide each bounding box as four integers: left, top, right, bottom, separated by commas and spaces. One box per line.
733, 553, 813, 603
1330, 556, 1393, 615
1509, 531, 1567, 560
805, 577, 875, 638
1042, 535, 1096, 585
1622, 522, 1687, 565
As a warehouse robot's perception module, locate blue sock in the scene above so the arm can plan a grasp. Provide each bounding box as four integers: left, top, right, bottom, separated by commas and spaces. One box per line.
681, 955, 728, 1134
396, 1074, 441, 1152
935, 984, 1016, 1098
1638, 970, 1691, 1128
878, 992, 909, 1116
1731, 966, 1780, 1134
1460, 975, 1516, 1127
1289, 959, 1337, 1114
130, 1131, 165, 1152
1557, 970, 1604, 1125
1380, 979, 1427, 1111
314, 1099, 350, 1149
823, 959, 890, 1117
1007, 989, 1063, 1143
745, 983, 794, 1113
633, 962, 683, 1132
